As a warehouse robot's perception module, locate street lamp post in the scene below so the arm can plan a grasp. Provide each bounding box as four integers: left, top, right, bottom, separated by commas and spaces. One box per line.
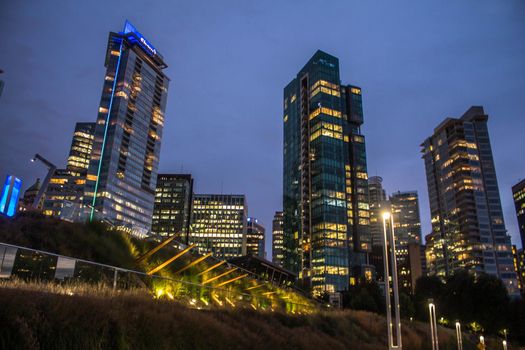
428, 300, 439, 350
382, 212, 402, 349
502, 340, 508, 350
455, 322, 463, 350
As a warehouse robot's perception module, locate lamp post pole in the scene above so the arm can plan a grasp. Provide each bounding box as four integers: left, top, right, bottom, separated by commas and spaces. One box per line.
382, 212, 402, 349
455, 322, 463, 350
428, 300, 439, 350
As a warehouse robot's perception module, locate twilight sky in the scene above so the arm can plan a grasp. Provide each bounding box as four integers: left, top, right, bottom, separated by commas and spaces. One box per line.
1, 1, 524, 255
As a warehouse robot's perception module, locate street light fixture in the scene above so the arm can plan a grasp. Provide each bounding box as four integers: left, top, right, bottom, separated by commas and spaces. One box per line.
382, 211, 402, 349
428, 300, 439, 350
455, 322, 463, 350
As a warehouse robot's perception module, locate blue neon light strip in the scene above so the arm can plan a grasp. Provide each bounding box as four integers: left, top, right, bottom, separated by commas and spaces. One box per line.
0, 175, 11, 214
90, 34, 124, 222
7, 177, 21, 217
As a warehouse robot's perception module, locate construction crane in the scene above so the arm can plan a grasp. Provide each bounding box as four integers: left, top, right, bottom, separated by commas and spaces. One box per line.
30, 153, 56, 209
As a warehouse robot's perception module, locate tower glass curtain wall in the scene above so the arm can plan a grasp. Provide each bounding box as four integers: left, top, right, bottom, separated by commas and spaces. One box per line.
283, 50, 371, 295
390, 190, 422, 291
190, 194, 247, 259
368, 176, 388, 282
151, 174, 193, 243
272, 211, 284, 266
246, 217, 265, 258
43, 122, 95, 219
421, 106, 519, 295
84, 21, 169, 233
512, 179, 525, 249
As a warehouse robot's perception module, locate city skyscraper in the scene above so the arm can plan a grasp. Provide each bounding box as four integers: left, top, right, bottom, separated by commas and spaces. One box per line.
272, 211, 284, 267
390, 190, 422, 291
246, 217, 265, 257
190, 194, 247, 259
151, 174, 194, 243
42, 122, 95, 220
283, 50, 371, 295
512, 179, 525, 248
421, 106, 518, 295
368, 176, 388, 282
83, 21, 169, 233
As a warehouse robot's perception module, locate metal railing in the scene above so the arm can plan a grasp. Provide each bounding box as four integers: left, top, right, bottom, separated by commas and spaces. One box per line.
0, 242, 317, 314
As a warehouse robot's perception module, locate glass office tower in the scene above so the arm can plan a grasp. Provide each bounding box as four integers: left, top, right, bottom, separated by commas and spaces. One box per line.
390, 190, 422, 291
421, 106, 519, 296
512, 179, 525, 248
190, 194, 247, 259
272, 211, 284, 267
152, 174, 194, 243
246, 217, 265, 258
283, 50, 371, 295
84, 21, 169, 233
43, 122, 95, 220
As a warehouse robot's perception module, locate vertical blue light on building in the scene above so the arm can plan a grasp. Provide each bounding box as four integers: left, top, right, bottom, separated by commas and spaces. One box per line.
0, 175, 22, 217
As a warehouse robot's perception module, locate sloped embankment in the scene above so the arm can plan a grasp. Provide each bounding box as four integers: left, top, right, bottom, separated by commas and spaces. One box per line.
0, 287, 483, 350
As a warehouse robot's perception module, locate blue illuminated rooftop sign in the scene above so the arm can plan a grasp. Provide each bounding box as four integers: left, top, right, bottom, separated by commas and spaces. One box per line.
0, 175, 22, 218
123, 20, 157, 57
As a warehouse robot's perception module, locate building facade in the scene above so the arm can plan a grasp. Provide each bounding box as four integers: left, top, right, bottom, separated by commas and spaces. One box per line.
246, 217, 265, 257
512, 179, 525, 248
190, 194, 247, 259
390, 191, 422, 291
83, 21, 169, 233
283, 50, 371, 295
43, 122, 95, 220
272, 211, 284, 267
151, 174, 193, 243
421, 106, 518, 295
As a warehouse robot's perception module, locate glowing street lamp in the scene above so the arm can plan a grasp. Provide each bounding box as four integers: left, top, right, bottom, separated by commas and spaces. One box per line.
382, 211, 402, 349
502, 340, 507, 350
428, 300, 439, 350
455, 322, 463, 350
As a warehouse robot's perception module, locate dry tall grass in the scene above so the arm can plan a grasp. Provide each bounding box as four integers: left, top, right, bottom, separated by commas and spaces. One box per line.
2, 284, 518, 350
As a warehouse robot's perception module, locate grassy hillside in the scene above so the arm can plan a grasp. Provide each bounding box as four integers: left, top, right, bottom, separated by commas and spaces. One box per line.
0, 285, 490, 350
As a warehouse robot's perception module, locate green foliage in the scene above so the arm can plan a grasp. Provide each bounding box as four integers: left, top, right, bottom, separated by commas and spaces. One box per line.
342, 279, 385, 314
0, 213, 138, 270
413, 270, 524, 343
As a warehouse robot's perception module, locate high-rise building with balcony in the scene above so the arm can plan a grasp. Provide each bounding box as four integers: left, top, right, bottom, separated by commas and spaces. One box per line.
512, 179, 525, 248
390, 190, 422, 291
368, 176, 388, 246
421, 106, 518, 295
151, 174, 193, 243
43, 122, 95, 220
272, 211, 284, 267
84, 21, 169, 233
283, 50, 371, 295
246, 217, 265, 258
190, 194, 247, 259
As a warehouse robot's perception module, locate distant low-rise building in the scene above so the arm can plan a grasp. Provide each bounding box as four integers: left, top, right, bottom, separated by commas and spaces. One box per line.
190, 194, 247, 259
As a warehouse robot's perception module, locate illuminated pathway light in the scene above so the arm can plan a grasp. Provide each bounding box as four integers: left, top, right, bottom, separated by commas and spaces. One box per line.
147, 244, 196, 275
202, 268, 238, 285
215, 273, 249, 287
173, 253, 212, 275
245, 283, 265, 291
196, 260, 226, 276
